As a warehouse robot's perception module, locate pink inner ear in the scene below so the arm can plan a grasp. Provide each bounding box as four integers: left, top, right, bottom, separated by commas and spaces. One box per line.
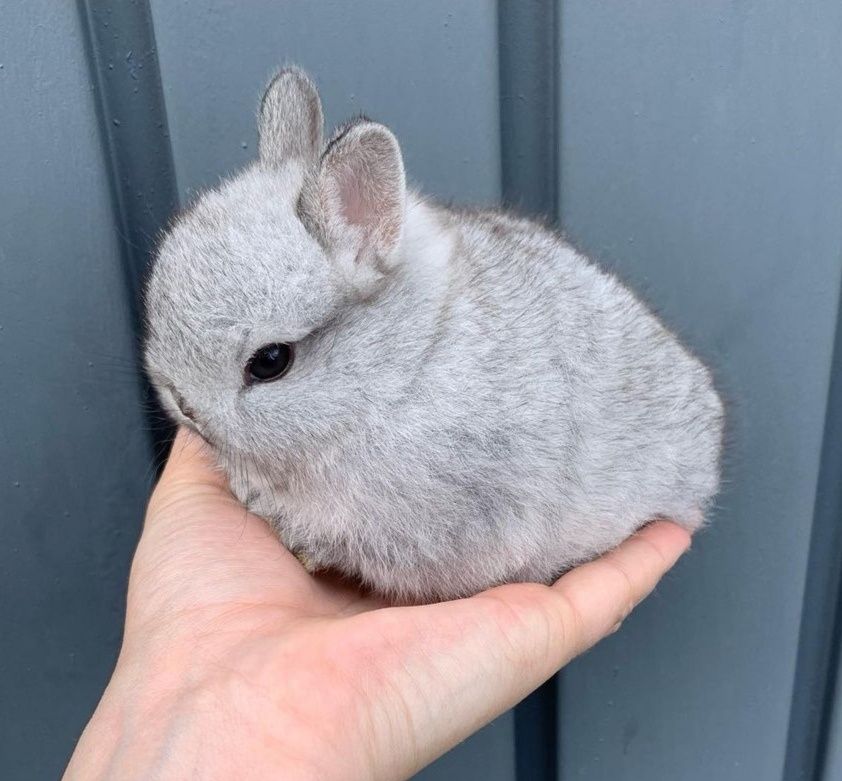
338, 168, 370, 227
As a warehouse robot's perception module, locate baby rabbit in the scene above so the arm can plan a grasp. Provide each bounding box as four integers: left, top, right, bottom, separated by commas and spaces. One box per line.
144, 68, 724, 603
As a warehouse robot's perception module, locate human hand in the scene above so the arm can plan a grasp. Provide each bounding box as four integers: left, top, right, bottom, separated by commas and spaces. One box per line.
64, 428, 690, 781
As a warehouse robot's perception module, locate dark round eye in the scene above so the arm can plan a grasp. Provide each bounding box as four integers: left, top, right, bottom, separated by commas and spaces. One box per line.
246, 343, 294, 383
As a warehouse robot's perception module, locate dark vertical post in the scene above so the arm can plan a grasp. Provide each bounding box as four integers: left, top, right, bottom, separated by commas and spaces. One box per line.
783, 278, 842, 781
498, 0, 559, 220
77, 0, 179, 459
497, 2, 561, 780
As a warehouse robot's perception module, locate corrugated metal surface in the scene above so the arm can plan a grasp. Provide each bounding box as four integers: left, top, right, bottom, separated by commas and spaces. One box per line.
556, 2, 842, 778
151, 0, 502, 205
1, 2, 841, 779
0, 3, 153, 779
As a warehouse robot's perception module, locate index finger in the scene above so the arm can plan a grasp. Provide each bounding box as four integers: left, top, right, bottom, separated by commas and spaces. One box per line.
551, 520, 691, 658
384, 521, 691, 769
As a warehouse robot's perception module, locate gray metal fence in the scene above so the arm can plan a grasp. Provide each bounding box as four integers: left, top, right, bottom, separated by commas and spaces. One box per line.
1, 2, 841, 779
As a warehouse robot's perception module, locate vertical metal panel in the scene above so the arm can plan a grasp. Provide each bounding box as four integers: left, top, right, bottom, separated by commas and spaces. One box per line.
498, 0, 559, 219
556, 2, 842, 779
149, 0, 501, 206
148, 2, 513, 779
0, 3, 153, 779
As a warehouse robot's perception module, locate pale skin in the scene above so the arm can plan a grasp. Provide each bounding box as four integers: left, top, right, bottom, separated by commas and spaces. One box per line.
64, 428, 691, 781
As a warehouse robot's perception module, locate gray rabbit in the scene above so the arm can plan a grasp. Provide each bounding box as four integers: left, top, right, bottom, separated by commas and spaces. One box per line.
144, 68, 724, 602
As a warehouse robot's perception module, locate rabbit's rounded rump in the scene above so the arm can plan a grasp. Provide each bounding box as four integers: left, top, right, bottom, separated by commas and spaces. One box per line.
144, 68, 723, 603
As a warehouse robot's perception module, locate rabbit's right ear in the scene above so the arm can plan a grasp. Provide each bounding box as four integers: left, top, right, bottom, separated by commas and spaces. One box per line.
258, 67, 323, 167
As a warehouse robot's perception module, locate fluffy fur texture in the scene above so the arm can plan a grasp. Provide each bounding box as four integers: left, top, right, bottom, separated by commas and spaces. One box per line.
144, 67, 724, 603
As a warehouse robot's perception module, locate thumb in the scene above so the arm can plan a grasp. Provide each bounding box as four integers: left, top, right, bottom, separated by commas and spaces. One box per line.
160, 427, 228, 490
145, 427, 237, 528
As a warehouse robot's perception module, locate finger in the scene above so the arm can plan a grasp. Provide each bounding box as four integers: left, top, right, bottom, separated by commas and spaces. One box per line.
144, 427, 237, 531
550, 520, 691, 657
472, 521, 691, 677
386, 522, 689, 774
138, 427, 294, 582
159, 426, 228, 491
466, 522, 689, 702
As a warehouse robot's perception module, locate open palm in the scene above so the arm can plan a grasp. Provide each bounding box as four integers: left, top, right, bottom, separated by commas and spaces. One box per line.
65, 429, 690, 781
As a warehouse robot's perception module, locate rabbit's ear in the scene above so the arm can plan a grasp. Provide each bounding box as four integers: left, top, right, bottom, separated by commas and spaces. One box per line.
258, 67, 323, 167
302, 120, 406, 268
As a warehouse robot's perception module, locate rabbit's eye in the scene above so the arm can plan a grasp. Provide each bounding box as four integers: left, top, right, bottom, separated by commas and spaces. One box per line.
246, 343, 294, 383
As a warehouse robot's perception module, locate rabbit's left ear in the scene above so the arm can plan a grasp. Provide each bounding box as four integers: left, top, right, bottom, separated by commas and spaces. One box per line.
300, 119, 406, 270
258, 67, 323, 167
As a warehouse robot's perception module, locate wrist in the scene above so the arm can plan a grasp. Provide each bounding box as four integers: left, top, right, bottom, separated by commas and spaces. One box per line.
64, 639, 329, 781
63, 648, 193, 780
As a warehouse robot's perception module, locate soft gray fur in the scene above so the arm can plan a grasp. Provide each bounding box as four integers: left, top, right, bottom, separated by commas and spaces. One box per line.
144, 67, 724, 603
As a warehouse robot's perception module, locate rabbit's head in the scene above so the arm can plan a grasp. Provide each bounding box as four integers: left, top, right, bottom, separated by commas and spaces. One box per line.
144, 68, 410, 472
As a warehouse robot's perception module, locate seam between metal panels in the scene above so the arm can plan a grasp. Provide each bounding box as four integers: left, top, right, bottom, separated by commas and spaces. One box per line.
498, 0, 560, 221
77, 0, 178, 460
497, 1, 561, 780
783, 264, 842, 781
